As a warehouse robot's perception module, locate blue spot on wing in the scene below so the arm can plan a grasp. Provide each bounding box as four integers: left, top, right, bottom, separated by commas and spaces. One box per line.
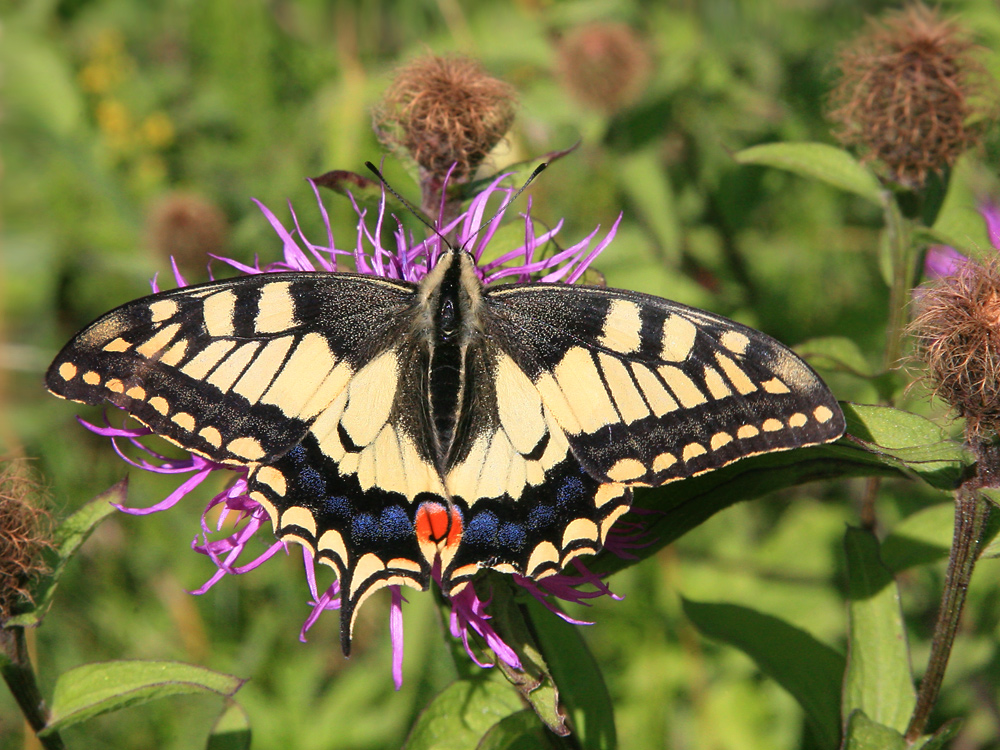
528, 504, 556, 530
298, 466, 326, 497
324, 495, 351, 518
464, 511, 499, 544
556, 475, 586, 507
498, 522, 526, 551
352, 513, 378, 544
380, 506, 411, 540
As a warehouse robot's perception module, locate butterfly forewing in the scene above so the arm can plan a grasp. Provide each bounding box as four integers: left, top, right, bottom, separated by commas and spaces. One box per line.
46, 273, 417, 465
483, 283, 846, 486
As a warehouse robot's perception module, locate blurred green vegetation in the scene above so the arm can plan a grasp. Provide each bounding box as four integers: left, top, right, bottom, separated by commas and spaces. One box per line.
4, 0, 1000, 748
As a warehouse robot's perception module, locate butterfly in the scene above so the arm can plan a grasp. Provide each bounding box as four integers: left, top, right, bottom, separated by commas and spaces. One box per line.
46, 248, 845, 654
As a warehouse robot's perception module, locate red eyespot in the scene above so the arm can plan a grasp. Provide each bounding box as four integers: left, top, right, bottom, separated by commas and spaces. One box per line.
415, 502, 463, 550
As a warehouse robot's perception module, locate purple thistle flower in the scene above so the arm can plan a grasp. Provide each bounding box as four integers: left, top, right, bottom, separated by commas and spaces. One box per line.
924, 201, 1000, 280
83, 174, 629, 688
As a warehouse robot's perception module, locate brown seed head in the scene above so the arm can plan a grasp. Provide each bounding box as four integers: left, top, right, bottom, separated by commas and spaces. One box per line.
555, 22, 652, 114
911, 257, 1000, 436
146, 192, 228, 275
373, 55, 517, 185
0, 463, 53, 621
828, 4, 993, 189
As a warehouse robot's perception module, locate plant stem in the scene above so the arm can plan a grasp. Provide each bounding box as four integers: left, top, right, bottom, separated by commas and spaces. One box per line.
905, 486, 990, 742
882, 195, 913, 373
0, 626, 65, 750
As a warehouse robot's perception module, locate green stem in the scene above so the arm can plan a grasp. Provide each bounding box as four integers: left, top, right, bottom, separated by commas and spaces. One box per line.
882, 195, 913, 373
905, 486, 990, 743
0, 626, 65, 749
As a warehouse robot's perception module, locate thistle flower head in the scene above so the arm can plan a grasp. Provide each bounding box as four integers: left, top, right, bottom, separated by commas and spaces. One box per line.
554, 22, 652, 114
828, 3, 993, 189
912, 207, 1000, 436
0, 462, 53, 622
373, 55, 516, 188
83, 175, 625, 687
146, 192, 229, 277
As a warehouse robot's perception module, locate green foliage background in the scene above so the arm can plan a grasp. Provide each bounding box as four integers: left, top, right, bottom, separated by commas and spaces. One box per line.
3, 0, 1000, 748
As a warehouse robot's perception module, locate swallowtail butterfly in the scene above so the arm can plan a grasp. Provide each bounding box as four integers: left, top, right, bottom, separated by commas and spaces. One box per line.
46, 248, 845, 653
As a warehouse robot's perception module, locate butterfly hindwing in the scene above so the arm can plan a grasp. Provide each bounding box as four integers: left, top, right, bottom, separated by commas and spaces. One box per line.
440, 343, 632, 590
483, 283, 846, 486
247, 339, 451, 652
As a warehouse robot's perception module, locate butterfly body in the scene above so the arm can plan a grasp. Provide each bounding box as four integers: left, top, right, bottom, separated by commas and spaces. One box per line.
47, 249, 845, 653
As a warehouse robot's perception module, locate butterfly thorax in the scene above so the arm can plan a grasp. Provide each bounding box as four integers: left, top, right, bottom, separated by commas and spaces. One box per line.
415, 251, 484, 470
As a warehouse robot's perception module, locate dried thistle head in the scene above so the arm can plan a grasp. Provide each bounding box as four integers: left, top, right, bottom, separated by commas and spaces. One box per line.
828, 4, 993, 189
146, 192, 228, 276
554, 22, 652, 114
0, 463, 54, 621
373, 55, 517, 186
911, 257, 1000, 437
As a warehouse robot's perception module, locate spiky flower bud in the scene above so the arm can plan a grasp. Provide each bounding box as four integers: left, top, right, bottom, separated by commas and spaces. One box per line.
0, 463, 53, 622
146, 192, 229, 276
828, 4, 992, 189
554, 22, 651, 114
911, 257, 1000, 437
373, 55, 517, 188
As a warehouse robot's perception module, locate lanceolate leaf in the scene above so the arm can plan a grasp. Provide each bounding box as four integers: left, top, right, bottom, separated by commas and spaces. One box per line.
403, 680, 525, 750
43, 661, 245, 734
843, 527, 916, 734
842, 710, 907, 750
881, 504, 1000, 572
682, 599, 845, 749
486, 576, 568, 737
206, 701, 251, 750
524, 597, 617, 750
476, 710, 548, 750
735, 142, 884, 204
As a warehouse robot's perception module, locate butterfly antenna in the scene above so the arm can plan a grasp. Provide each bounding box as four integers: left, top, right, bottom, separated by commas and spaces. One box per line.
364, 161, 548, 252
364, 161, 446, 242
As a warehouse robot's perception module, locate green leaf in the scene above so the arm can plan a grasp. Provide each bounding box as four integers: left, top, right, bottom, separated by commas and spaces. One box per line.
928, 153, 992, 261
403, 680, 525, 750
206, 701, 251, 750
795, 336, 875, 378
7, 479, 125, 627
914, 718, 963, 750
841, 403, 972, 490
617, 150, 681, 263
476, 710, 547, 750
876, 504, 1000, 573
843, 528, 916, 733
735, 142, 883, 204
682, 599, 844, 748
1, 24, 84, 136
44, 661, 245, 734
485, 576, 568, 736
843, 710, 907, 750
977, 490, 1000, 559
524, 598, 617, 750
